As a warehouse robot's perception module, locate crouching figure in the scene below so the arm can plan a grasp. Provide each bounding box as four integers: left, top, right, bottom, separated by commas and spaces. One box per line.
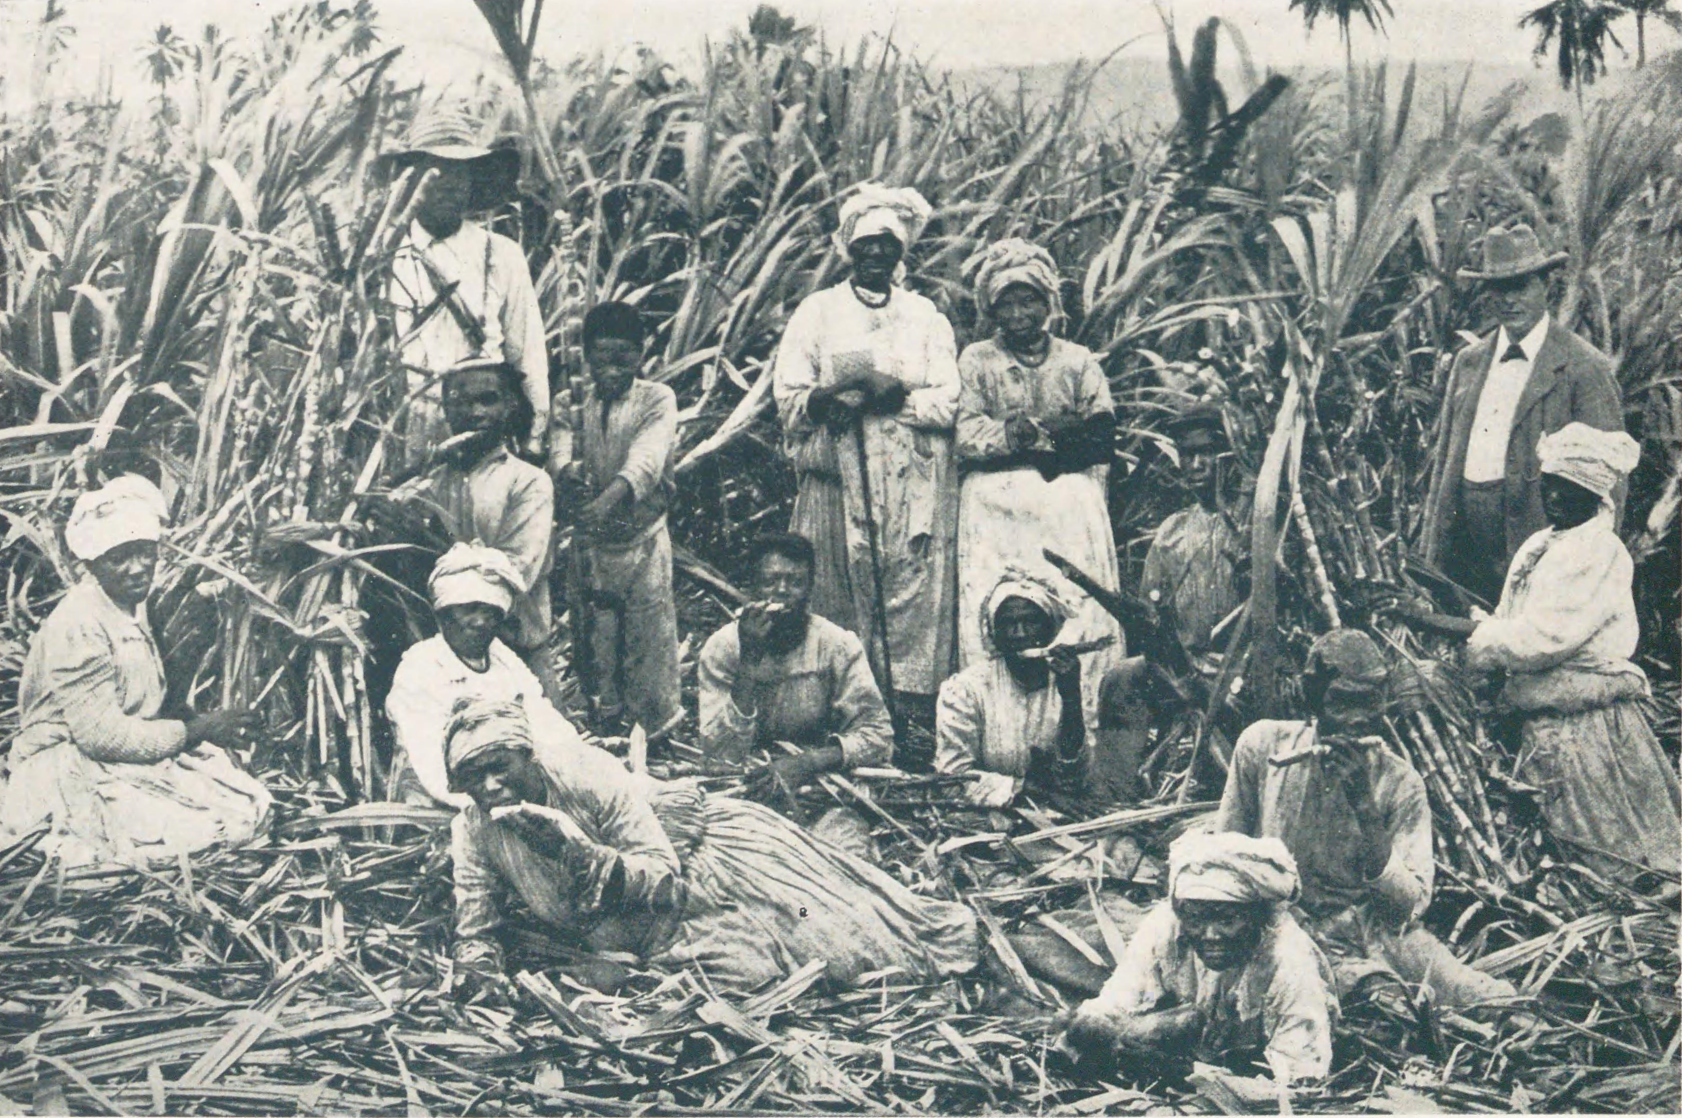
1062, 832, 1337, 1084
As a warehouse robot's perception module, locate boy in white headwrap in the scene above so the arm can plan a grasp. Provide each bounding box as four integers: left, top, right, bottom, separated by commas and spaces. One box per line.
0, 478, 270, 867
386, 542, 589, 809
771, 182, 960, 760
1062, 831, 1337, 1083
1453, 424, 1677, 875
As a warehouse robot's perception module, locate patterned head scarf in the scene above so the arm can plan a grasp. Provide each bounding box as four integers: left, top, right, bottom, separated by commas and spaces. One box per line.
833, 183, 933, 252
980, 568, 1074, 654
445, 697, 534, 789
1537, 422, 1640, 500
1169, 831, 1301, 906
428, 541, 525, 613
969, 238, 1063, 323
65, 475, 167, 561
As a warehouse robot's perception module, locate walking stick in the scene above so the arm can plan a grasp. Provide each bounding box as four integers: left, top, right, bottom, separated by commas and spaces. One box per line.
851, 413, 899, 730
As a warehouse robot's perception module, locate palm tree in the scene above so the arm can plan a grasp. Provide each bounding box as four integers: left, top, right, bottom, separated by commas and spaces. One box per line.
1287, 0, 1395, 74
1624, 0, 1682, 65
1521, 0, 1628, 103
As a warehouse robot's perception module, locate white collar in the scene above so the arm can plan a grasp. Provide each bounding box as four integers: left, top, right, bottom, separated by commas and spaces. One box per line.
1496, 313, 1550, 365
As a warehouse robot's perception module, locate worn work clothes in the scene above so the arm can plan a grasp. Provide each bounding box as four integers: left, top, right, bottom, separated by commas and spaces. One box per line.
452, 740, 979, 990
935, 659, 1090, 808
1216, 720, 1514, 1006
1467, 513, 1680, 875
1420, 319, 1622, 588
587, 524, 682, 735
955, 337, 1125, 726
772, 282, 960, 696
1140, 504, 1244, 662
390, 220, 549, 457
697, 615, 893, 769
422, 446, 554, 650
385, 634, 579, 810
1463, 316, 1550, 482
574, 380, 678, 548
0, 578, 270, 867
1078, 902, 1337, 1082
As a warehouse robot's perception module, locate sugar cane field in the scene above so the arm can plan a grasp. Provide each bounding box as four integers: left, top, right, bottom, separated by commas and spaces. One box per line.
0, 0, 1679, 1113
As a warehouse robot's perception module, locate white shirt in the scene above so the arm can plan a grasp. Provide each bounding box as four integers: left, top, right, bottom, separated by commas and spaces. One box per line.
1463, 313, 1549, 483
389, 220, 550, 446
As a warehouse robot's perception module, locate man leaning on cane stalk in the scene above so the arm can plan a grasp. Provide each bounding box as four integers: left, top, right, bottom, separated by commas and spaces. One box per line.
1419, 224, 1623, 606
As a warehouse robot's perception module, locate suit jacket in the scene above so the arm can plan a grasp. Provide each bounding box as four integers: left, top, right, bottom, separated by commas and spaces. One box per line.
1420, 319, 1622, 571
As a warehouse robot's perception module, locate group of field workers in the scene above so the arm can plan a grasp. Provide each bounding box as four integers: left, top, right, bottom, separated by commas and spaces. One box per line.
1, 102, 1676, 1087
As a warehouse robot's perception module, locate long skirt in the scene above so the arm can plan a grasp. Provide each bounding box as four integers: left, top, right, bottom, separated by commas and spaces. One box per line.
1516, 699, 1681, 876
0, 742, 271, 868
648, 782, 978, 990
789, 471, 956, 697
957, 466, 1125, 730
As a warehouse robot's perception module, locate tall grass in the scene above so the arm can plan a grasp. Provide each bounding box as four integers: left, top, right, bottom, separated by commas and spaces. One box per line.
1, 1, 1677, 784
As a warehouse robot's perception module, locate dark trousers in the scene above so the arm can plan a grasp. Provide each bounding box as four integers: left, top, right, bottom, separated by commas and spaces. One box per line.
1447, 479, 1510, 606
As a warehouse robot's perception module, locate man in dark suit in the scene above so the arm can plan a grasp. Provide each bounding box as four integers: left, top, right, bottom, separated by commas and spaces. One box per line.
1419, 225, 1623, 604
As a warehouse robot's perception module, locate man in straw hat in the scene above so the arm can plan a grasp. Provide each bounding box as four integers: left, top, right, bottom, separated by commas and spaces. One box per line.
385, 100, 549, 467
1420, 223, 1623, 605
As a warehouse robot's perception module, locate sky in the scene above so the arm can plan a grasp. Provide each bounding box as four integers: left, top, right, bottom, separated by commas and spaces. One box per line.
2, 0, 1673, 95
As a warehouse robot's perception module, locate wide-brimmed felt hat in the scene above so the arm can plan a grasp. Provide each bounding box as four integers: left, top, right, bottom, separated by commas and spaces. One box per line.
1457, 223, 1568, 283
382, 102, 521, 205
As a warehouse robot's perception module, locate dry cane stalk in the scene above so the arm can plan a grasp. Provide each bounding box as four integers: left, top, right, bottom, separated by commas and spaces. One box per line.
1393, 716, 1514, 883
1291, 485, 1342, 627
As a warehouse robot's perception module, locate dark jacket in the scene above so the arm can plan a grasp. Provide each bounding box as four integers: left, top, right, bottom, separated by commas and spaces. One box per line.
1420, 319, 1622, 571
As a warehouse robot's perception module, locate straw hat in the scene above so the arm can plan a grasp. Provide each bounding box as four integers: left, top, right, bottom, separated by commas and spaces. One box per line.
1456, 223, 1568, 283
383, 101, 521, 205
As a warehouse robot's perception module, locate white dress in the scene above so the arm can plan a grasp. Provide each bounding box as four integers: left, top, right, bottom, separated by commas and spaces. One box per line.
771, 282, 960, 696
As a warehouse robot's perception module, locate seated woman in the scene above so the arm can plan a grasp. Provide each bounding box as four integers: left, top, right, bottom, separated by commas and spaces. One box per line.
935, 573, 1112, 807
1403, 423, 1680, 877
697, 532, 892, 790
1062, 832, 1337, 1085
0, 477, 270, 867
385, 542, 579, 809
445, 697, 979, 993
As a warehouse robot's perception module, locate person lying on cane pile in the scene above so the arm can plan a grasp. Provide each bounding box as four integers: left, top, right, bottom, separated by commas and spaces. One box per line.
1061, 832, 1337, 1085
0, 477, 270, 868
1397, 423, 1679, 879
770, 183, 960, 764
696, 533, 892, 848
555, 302, 682, 740
445, 698, 978, 998
934, 571, 1123, 808
1215, 630, 1518, 1009
386, 543, 584, 810
953, 238, 1126, 748
383, 357, 560, 704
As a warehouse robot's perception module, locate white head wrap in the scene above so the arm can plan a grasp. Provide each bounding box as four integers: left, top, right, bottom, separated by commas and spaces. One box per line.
833, 183, 933, 252
428, 541, 525, 613
1168, 831, 1301, 906
1537, 422, 1641, 500
980, 568, 1074, 654
64, 475, 167, 561
968, 238, 1064, 323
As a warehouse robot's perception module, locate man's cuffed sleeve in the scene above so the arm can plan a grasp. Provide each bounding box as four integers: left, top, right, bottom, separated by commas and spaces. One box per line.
452, 812, 504, 950
614, 385, 679, 505
830, 630, 893, 768
1370, 766, 1433, 927
497, 469, 556, 595
697, 627, 759, 759
1213, 723, 1270, 836
496, 236, 551, 445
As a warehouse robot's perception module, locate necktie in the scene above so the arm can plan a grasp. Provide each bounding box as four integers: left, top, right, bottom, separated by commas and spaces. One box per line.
1501, 342, 1527, 363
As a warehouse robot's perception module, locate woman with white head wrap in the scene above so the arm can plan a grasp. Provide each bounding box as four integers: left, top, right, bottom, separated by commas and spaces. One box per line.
1063, 831, 1337, 1084
443, 696, 979, 995
0, 478, 270, 867
384, 542, 587, 809
933, 569, 1099, 807
1459, 423, 1679, 876
771, 182, 960, 754
953, 238, 1125, 758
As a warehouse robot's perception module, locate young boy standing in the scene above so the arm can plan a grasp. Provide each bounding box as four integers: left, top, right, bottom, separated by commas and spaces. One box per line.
561, 303, 682, 738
